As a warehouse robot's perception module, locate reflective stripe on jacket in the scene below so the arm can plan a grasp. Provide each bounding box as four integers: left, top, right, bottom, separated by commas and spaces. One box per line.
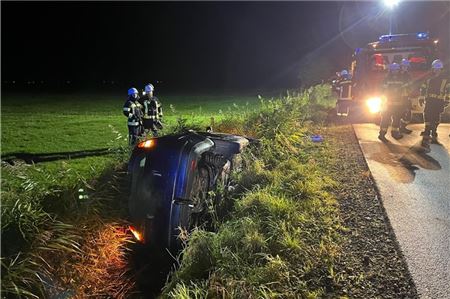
142, 95, 163, 120
123, 96, 143, 124
420, 75, 450, 102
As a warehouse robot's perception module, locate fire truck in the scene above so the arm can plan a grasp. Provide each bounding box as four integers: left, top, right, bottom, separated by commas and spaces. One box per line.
339, 32, 441, 120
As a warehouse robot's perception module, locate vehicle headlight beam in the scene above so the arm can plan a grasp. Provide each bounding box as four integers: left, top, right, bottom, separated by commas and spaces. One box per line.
366, 97, 382, 114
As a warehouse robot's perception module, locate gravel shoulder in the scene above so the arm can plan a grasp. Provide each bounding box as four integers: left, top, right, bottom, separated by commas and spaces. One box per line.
324, 125, 417, 298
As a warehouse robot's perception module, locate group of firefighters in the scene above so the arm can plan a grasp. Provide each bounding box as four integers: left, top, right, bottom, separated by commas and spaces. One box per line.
335, 59, 449, 151
123, 83, 163, 145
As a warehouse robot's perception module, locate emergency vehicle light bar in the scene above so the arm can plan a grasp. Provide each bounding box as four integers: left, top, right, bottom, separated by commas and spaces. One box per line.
379, 32, 429, 43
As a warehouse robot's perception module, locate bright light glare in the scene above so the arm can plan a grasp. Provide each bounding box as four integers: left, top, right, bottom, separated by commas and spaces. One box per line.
137, 139, 155, 149
367, 97, 382, 114
129, 225, 143, 242
384, 0, 400, 8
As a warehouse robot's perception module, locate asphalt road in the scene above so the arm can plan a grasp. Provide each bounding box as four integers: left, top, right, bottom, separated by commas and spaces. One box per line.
353, 123, 450, 299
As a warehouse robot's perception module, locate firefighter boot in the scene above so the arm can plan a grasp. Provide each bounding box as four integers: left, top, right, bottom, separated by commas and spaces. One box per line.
378, 131, 388, 142
400, 121, 412, 134
391, 130, 404, 140
431, 132, 440, 144
421, 136, 431, 152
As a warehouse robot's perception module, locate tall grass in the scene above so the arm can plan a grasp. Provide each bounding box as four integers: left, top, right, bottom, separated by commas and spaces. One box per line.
163, 84, 342, 297
1, 127, 133, 298
1, 162, 136, 298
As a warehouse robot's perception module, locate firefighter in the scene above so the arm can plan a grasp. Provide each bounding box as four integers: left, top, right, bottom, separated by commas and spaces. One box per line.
123, 87, 143, 145
399, 58, 413, 134
331, 71, 342, 93
335, 70, 353, 116
140, 83, 163, 137
419, 59, 450, 149
378, 63, 408, 142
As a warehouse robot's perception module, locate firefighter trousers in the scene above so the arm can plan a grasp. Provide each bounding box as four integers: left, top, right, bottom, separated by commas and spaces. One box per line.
380, 104, 403, 134
143, 119, 161, 137
401, 97, 412, 126
423, 101, 445, 137
128, 125, 142, 145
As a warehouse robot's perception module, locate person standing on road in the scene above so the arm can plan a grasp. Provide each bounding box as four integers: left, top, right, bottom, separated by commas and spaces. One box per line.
378, 63, 409, 142
123, 87, 143, 145
399, 59, 413, 134
140, 83, 163, 137
335, 70, 353, 116
419, 59, 450, 149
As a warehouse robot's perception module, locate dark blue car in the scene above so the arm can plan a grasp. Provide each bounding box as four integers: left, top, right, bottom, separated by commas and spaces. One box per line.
128, 131, 250, 251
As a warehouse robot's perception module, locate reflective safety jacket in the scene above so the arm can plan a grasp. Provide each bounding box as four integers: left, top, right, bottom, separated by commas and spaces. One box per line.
140, 95, 163, 121
337, 78, 353, 100
400, 71, 412, 98
382, 73, 409, 105
123, 96, 143, 126
419, 74, 450, 106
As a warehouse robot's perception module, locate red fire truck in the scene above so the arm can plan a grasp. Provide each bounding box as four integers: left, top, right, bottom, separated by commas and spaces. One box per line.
342, 32, 441, 120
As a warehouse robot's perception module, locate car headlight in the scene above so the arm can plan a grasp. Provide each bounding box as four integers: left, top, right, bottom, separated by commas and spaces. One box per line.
366, 97, 382, 114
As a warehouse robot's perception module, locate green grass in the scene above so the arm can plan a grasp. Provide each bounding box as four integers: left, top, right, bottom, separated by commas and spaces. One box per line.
1, 93, 259, 155
163, 85, 342, 298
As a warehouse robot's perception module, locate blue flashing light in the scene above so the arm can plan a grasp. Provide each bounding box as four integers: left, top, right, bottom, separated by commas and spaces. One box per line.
379, 35, 396, 42
378, 32, 429, 43
416, 32, 428, 40
355, 47, 362, 55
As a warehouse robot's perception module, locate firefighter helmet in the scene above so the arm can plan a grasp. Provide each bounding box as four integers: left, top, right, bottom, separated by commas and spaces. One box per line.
128, 87, 138, 96
431, 59, 443, 70
340, 70, 349, 76
401, 58, 410, 69
389, 63, 400, 72
144, 84, 155, 94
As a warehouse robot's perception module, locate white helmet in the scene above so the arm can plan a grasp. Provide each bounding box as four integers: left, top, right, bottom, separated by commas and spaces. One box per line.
401, 58, 410, 69
128, 87, 138, 96
340, 70, 349, 76
431, 59, 443, 70
144, 84, 154, 94
389, 63, 400, 72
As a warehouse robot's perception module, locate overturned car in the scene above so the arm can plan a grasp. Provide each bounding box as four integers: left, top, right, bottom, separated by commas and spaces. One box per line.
127, 131, 250, 251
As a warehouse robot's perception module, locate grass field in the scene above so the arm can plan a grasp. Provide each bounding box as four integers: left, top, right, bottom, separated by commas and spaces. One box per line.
1, 93, 260, 155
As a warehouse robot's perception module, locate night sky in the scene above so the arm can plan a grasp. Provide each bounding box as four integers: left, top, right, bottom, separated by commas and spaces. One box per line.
2, 1, 449, 92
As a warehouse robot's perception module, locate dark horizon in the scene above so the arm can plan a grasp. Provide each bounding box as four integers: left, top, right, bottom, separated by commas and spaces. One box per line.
2, 1, 449, 93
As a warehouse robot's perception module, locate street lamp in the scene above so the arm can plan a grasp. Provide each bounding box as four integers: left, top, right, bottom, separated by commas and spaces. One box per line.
384, 0, 400, 9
